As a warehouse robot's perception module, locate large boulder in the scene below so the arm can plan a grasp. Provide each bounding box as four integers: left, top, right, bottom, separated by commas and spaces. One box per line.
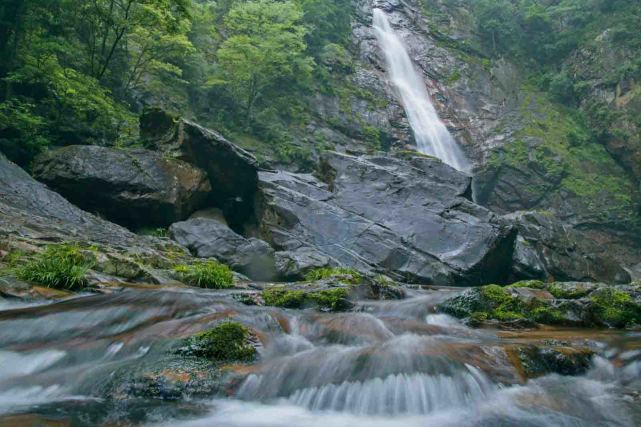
508, 211, 631, 284
140, 108, 260, 231
255, 152, 516, 285
169, 218, 275, 281
32, 146, 211, 229
0, 153, 139, 246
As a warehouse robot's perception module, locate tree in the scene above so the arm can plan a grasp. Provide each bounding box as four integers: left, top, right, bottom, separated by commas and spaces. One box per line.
474, 0, 519, 56
215, 0, 314, 126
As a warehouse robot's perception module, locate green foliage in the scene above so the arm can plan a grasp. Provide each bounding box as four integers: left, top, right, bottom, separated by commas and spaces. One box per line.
180, 321, 256, 361
0, 99, 49, 165
16, 244, 93, 290
173, 260, 234, 288
214, 0, 314, 126
304, 267, 362, 284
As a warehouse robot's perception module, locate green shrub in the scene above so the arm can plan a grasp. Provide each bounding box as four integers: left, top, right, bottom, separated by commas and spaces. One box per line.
181, 322, 256, 362
304, 267, 362, 284
16, 244, 93, 290
173, 260, 234, 289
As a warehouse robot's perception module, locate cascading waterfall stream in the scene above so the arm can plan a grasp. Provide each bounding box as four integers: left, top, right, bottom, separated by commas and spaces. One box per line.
372, 8, 470, 172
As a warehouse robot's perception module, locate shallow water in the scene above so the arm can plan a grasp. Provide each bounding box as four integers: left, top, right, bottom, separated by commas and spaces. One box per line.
0, 286, 639, 426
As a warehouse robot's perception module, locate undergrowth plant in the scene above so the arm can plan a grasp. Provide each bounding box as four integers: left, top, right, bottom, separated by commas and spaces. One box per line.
173, 260, 234, 289
16, 244, 93, 290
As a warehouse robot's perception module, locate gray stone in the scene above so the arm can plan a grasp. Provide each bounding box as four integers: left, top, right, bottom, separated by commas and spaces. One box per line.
274, 247, 336, 281
140, 108, 260, 232
32, 145, 211, 228
0, 153, 140, 246
255, 152, 515, 285
508, 211, 631, 284
169, 218, 275, 281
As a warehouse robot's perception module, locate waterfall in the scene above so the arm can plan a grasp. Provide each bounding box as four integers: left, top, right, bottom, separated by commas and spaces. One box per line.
372, 9, 470, 172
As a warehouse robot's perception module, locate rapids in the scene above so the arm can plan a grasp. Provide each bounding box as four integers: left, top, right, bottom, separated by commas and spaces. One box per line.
0, 286, 639, 426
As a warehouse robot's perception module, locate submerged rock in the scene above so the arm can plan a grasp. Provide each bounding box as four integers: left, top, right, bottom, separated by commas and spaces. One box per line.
508, 344, 595, 379
255, 152, 515, 285
33, 145, 211, 228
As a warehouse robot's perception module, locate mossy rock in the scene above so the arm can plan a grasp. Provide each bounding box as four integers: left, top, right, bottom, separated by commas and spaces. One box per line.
439, 281, 641, 329
507, 280, 546, 289
588, 287, 641, 328
178, 322, 256, 362
262, 285, 353, 312
511, 345, 595, 379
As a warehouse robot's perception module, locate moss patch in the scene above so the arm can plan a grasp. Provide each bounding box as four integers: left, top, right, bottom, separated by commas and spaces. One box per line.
304, 267, 362, 284
262, 285, 351, 312
589, 288, 641, 328
179, 322, 256, 362
262, 286, 306, 308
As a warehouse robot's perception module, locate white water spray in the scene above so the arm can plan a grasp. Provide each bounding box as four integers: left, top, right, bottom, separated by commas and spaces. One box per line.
373, 9, 470, 172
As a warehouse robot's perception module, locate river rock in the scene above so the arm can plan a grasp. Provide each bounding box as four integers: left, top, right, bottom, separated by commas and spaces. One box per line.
169, 218, 275, 281
508, 211, 631, 284
255, 152, 516, 285
140, 108, 260, 231
32, 145, 211, 228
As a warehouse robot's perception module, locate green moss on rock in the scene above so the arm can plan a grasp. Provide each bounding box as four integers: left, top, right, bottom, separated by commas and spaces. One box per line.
308, 288, 351, 311
179, 322, 256, 362
507, 280, 546, 289
262, 285, 352, 312
304, 267, 362, 284
589, 288, 641, 328
262, 286, 306, 308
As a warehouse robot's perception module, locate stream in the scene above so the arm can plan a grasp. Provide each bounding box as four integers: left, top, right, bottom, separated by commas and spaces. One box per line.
0, 286, 640, 426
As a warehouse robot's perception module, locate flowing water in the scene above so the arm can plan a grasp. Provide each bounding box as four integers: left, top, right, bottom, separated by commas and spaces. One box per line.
372, 9, 470, 172
0, 286, 640, 426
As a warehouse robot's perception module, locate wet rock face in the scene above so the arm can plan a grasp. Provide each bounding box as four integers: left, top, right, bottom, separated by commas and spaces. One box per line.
169, 218, 276, 281
255, 151, 515, 285
140, 108, 259, 232
0, 153, 139, 246
32, 145, 211, 229
508, 211, 631, 284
